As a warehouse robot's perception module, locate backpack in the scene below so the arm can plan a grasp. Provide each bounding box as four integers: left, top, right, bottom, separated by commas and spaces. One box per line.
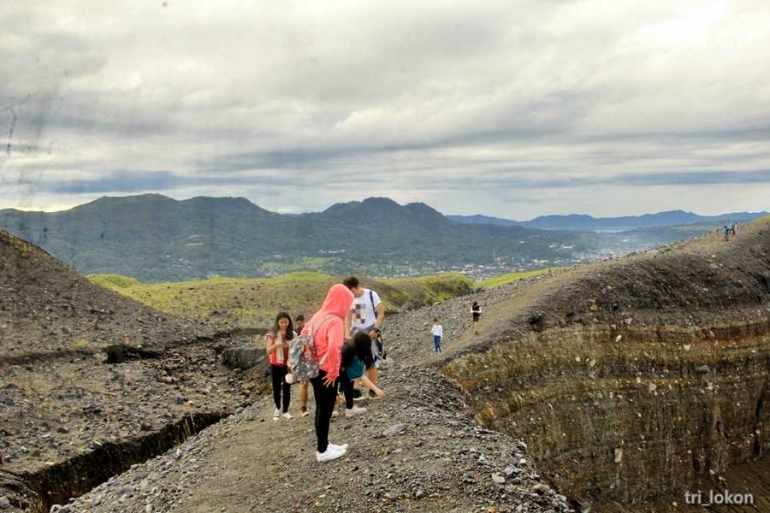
286, 314, 334, 383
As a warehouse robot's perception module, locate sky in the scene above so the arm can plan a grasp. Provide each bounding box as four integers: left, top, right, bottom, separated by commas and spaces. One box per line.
1, 0, 769, 220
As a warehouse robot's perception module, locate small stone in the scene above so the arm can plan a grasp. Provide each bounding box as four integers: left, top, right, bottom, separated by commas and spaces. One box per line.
382, 424, 406, 437
532, 484, 549, 495
695, 365, 710, 374
0, 497, 10, 509
503, 465, 520, 476
492, 473, 506, 485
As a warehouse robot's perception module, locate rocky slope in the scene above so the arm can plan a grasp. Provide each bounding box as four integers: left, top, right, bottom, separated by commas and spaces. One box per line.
439, 218, 770, 510
0, 229, 220, 361
0, 230, 263, 512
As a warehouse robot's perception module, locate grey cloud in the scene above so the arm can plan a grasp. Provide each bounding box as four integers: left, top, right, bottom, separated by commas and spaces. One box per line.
3, 1, 770, 217
32, 170, 296, 195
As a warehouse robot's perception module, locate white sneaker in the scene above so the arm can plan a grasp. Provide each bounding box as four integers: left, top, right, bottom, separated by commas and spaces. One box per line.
328, 443, 349, 452
273, 408, 280, 421
316, 446, 346, 462
282, 412, 293, 419
345, 405, 367, 418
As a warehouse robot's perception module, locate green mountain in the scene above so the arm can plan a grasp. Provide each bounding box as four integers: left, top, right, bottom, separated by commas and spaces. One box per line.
448, 210, 768, 231
0, 194, 601, 282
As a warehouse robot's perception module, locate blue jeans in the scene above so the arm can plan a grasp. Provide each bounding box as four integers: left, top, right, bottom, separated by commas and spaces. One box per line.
433, 335, 442, 353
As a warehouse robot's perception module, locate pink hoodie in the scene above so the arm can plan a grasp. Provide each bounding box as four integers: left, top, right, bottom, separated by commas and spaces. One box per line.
302, 284, 353, 382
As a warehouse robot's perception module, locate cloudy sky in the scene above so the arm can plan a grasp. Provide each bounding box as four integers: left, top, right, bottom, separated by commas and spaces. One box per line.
1, 0, 769, 219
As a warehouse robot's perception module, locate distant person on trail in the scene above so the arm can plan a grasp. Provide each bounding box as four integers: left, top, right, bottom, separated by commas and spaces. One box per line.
264, 312, 294, 421
303, 284, 353, 462
730, 222, 737, 236
472, 301, 481, 334
431, 318, 443, 354
343, 276, 385, 400
338, 331, 384, 418
294, 314, 311, 418
723, 224, 730, 241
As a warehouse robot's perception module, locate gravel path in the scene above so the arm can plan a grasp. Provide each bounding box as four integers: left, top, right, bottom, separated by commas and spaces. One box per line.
60, 278, 574, 513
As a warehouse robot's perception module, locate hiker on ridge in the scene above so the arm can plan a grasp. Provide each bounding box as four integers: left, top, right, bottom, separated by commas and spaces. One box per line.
338, 331, 384, 418
472, 301, 481, 334
264, 312, 294, 421
303, 284, 353, 462
343, 276, 385, 399
431, 318, 443, 354
294, 314, 311, 418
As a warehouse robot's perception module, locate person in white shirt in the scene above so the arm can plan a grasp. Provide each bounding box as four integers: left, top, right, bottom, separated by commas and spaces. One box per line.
343, 276, 385, 399
430, 318, 443, 354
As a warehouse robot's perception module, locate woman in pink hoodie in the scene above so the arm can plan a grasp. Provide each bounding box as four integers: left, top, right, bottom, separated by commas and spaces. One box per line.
303, 283, 354, 462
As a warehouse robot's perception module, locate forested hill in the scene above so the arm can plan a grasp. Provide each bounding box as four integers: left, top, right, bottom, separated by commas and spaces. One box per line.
448, 209, 767, 231
0, 195, 599, 282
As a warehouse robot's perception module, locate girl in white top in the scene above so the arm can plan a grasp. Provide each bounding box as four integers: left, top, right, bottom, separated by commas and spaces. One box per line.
430, 318, 443, 354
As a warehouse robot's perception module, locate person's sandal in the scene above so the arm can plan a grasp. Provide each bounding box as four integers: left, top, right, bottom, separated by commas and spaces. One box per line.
300, 406, 310, 417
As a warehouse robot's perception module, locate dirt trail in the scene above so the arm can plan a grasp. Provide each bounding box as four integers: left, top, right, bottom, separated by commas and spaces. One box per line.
66, 365, 572, 513
63, 276, 576, 513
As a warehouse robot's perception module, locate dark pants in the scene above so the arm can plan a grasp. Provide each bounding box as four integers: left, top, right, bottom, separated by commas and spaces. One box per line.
311, 370, 338, 453
270, 365, 291, 413
338, 371, 355, 409
433, 335, 442, 353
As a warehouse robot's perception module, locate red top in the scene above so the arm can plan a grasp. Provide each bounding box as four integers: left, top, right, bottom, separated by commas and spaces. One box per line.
266, 331, 290, 366
302, 284, 354, 381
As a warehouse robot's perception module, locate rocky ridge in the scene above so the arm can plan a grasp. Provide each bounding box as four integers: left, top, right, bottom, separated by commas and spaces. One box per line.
0, 229, 224, 361
5, 218, 770, 512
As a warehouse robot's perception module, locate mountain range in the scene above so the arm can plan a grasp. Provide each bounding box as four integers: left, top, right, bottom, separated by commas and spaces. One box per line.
448, 210, 767, 231
0, 195, 600, 282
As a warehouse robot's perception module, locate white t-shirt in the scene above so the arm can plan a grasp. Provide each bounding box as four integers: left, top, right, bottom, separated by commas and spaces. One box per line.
350, 288, 381, 331
431, 324, 443, 337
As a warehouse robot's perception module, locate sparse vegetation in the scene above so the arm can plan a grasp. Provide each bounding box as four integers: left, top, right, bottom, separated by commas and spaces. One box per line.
87, 274, 141, 289
381, 273, 475, 307
479, 268, 558, 288
6, 232, 33, 258
88, 271, 475, 328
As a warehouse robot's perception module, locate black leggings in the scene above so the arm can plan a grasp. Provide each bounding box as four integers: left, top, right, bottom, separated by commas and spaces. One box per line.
338, 371, 355, 410
270, 365, 291, 413
311, 370, 338, 453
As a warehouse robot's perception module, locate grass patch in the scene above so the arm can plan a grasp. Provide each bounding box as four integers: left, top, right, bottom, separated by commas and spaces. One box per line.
479, 268, 558, 288
380, 273, 475, 307
88, 271, 474, 328
87, 274, 141, 289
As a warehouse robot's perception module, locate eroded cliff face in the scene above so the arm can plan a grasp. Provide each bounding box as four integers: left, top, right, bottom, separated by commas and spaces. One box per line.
441, 221, 770, 509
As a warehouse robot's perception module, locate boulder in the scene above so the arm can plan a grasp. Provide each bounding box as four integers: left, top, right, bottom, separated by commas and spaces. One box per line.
221, 348, 264, 370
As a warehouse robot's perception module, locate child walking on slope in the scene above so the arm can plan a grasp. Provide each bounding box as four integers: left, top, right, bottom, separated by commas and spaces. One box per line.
430, 318, 443, 354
